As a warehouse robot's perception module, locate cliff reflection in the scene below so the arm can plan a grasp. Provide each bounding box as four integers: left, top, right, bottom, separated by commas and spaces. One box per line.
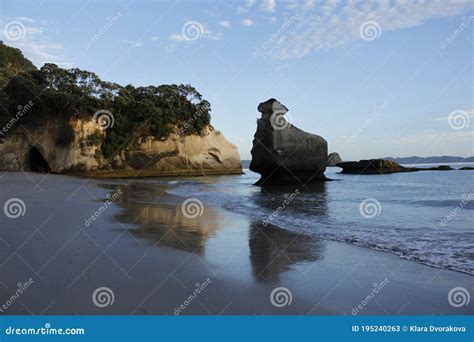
105, 183, 222, 254
100, 179, 327, 281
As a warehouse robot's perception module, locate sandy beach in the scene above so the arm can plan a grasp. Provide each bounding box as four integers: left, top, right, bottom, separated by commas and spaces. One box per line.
0, 172, 472, 315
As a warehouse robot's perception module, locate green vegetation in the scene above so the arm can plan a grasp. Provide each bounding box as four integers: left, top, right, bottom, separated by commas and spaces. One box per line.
0, 43, 35, 89
0, 43, 211, 157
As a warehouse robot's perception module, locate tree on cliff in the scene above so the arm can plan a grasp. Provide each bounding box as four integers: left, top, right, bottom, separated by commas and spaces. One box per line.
0, 43, 211, 157
0, 43, 35, 89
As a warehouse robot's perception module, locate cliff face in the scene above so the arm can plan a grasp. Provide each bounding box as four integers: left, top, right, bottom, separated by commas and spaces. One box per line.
0, 118, 242, 177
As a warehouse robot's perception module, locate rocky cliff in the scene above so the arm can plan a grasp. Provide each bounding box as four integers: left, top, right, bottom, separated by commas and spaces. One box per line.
0, 118, 242, 177
250, 99, 327, 185
0, 43, 242, 178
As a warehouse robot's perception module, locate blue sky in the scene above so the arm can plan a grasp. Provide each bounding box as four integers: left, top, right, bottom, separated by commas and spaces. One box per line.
0, 0, 473, 160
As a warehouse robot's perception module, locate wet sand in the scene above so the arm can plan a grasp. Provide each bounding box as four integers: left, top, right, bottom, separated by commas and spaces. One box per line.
0, 172, 472, 315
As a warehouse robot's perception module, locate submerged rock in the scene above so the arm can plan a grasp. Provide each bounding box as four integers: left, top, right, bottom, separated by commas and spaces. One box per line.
327, 152, 342, 166
249, 98, 327, 185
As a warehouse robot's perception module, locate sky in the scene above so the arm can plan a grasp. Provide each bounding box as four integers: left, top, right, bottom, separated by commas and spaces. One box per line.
0, 0, 473, 160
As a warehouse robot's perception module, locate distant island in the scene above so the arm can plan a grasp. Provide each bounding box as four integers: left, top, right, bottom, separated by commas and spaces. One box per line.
382, 156, 474, 164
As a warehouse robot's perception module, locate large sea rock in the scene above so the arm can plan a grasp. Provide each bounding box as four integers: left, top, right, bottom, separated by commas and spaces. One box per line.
0, 118, 242, 177
249, 98, 327, 185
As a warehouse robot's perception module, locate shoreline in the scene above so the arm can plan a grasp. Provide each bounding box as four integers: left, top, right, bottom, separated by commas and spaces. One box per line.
0, 172, 472, 315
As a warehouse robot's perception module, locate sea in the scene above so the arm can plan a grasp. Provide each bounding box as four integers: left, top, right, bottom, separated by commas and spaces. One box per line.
162, 163, 474, 275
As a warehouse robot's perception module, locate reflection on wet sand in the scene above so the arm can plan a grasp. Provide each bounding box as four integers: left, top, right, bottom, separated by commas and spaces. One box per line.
249, 223, 325, 282
102, 180, 328, 281
105, 183, 223, 254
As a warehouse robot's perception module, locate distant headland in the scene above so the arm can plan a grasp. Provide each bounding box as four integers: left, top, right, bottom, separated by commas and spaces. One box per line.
242, 156, 474, 169
382, 156, 474, 164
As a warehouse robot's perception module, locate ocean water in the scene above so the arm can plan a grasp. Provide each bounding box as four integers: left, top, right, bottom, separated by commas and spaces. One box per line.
163, 163, 474, 275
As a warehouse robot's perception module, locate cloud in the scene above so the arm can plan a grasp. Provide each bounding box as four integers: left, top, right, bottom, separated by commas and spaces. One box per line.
151, 36, 159, 41
265, 0, 473, 59
218, 20, 231, 29
261, 0, 277, 13
169, 22, 223, 42
241, 18, 254, 26
119, 40, 143, 48
237, 0, 256, 14
0, 17, 72, 68
169, 33, 187, 42
268, 16, 277, 24
433, 109, 474, 122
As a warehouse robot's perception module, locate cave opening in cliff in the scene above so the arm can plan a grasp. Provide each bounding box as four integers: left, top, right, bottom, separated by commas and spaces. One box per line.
28, 147, 51, 173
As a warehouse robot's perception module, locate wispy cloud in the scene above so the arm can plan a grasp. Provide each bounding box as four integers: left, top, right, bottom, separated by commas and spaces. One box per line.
169, 21, 223, 42
237, 0, 256, 14
241, 18, 254, 27
264, 0, 473, 59
433, 109, 474, 122
0, 17, 72, 67
261, 0, 277, 13
218, 20, 231, 29
119, 40, 143, 48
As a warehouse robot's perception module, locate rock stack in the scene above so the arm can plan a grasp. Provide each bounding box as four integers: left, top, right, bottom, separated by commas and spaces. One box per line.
249, 98, 328, 185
